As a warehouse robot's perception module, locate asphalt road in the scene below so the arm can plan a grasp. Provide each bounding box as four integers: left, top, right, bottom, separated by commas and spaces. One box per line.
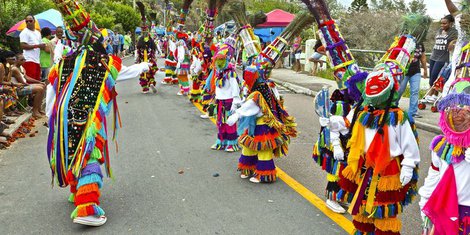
0, 57, 434, 234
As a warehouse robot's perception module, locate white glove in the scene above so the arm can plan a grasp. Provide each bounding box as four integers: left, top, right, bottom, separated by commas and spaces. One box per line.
227, 113, 240, 126
400, 165, 414, 186
465, 149, 470, 163
230, 102, 239, 113
332, 143, 344, 161
319, 117, 330, 127
142, 62, 151, 72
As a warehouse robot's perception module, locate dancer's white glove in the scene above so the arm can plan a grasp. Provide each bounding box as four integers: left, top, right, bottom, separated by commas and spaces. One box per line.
227, 113, 239, 126
400, 165, 414, 186
142, 62, 151, 72
319, 117, 330, 127
465, 149, 470, 163
230, 102, 240, 113
332, 143, 344, 161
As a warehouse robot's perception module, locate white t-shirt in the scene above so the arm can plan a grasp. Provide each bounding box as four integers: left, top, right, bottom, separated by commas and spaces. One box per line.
19, 28, 41, 64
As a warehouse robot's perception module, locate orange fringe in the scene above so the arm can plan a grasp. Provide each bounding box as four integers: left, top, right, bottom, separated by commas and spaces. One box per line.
374, 217, 401, 232
76, 183, 100, 197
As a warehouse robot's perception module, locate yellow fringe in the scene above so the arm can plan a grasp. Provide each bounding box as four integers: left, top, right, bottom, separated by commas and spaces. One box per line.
346, 120, 365, 175
353, 214, 374, 224
374, 217, 402, 232
341, 166, 357, 181
452, 146, 464, 156
327, 173, 340, 182
433, 138, 446, 152
377, 174, 401, 192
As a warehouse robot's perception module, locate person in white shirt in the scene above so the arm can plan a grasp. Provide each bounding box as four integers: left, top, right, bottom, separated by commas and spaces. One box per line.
19, 15, 45, 82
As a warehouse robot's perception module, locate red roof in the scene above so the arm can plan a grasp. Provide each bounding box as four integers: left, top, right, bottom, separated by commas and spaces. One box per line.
256, 9, 295, 28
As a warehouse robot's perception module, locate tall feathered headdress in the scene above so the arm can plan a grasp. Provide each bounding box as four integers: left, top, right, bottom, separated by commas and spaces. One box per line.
227, 0, 263, 59
52, 0, 102, 46
300, 0, 361, 90
136, 2, 148, 34
177, 0, 195, 31
261, 11, 315, 67
401, 14, 432, 44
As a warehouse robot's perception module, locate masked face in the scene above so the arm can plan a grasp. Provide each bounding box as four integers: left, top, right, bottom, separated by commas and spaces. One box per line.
215, 55, 227, 70
444, 81, 470, 133
365, 65, 393, 97
445, 105, 470, 132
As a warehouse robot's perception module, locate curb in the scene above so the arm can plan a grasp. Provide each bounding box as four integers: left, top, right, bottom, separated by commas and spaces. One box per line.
4, 113, 32, 137
271, 78, 442, 135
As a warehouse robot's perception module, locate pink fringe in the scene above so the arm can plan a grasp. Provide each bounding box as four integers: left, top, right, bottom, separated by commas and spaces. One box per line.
439, 111, 470, 147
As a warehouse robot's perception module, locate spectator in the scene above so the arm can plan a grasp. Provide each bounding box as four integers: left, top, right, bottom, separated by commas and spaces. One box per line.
0, 50, 19, 119
19, 15, 46, 83
292, 35, 302, 73
425, 14, 458, 102
11, 53, 46, 118
309, 38, 326, 75
112, 32, 120, 56
119, 32, 125, 57
106, 38, 114, 55
40, 27, 53, 82
124, 32, 132, 56
398, 43, 428, 119
51, 26, 66, 63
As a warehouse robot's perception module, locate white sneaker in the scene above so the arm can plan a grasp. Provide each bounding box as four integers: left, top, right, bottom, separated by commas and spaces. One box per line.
326, 199, 346, 214
150, 84, 157, 93
73, 215, 107, 226
176, 91, 183, 96
425, 95, 436, 102
200, 114, 209, 119
240, 174, 249, 179
249, 177, 260, 183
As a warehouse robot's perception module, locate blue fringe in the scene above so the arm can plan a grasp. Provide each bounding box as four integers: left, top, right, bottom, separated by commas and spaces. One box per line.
77, 173, 103, 189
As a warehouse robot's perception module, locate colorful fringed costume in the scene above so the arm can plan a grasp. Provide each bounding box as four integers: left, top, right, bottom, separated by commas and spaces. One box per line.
136, 36, 158, 93
46, 0, 126, 226
189, 49, 203, 102
419, 67, 470, 234
312, 89, 354, 203
175, 39, 191, 95
229, 66, 297, 183
336, 35, 420, 235
135, 2, 158, 93
163, 47, 178, 84
210, 38, 241, 152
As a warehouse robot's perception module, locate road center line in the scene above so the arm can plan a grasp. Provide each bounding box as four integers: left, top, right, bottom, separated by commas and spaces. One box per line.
192, 102, 355, 234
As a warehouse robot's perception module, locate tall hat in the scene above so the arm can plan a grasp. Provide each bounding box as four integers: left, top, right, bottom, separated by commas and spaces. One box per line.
227, 0, 263, 59
362, 35, 416, 107
177, 0, 195, 31
300, 0, 360, 90
52, 0, 102, 46
136, 2, 149, 34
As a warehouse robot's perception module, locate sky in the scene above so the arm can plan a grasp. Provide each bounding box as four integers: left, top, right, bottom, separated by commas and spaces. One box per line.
337, 0, 454, 19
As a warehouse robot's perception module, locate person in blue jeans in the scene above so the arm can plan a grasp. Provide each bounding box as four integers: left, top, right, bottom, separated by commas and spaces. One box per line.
398, 43, 428, 118
426, 14, 457, 102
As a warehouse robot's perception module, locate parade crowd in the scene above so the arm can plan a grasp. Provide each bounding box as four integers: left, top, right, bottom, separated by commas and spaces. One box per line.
0, 0, 469, 234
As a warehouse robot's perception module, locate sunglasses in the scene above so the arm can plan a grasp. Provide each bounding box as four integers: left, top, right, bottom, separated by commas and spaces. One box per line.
25, 20, 34, 23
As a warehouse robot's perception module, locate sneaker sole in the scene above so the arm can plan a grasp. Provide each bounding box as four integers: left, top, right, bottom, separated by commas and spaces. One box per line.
326, 203, 346, 214
73, 217, 107, 226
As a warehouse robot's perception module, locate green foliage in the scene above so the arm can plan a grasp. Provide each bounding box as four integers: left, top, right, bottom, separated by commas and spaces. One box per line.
408, 0, 427, 14
0, 0, 51, 51
350, 0, 368, 12
108, 3, 140, 33
246, 0, 301, 14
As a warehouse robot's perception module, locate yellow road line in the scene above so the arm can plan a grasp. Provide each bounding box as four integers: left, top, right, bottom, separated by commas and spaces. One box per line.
192, 101, 355, 234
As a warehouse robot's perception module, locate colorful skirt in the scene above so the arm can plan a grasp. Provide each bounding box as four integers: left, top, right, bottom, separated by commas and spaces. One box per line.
214, 98, 238, 149
339, 155, 418, 219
